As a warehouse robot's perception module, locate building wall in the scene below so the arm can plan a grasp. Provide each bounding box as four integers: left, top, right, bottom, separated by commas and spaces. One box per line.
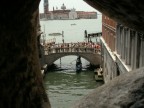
101, 38, 117, 83
39, 13, 45, 19
101, 14, 118, 82
115, 25, 144, 71
102, 15, 116, 52
39, 13, 51, 19
69, 11, 78, 19
77, 12, 97, 19
102, 14, 144, 83
53, 13, 69, 19
39, 11, 97, 20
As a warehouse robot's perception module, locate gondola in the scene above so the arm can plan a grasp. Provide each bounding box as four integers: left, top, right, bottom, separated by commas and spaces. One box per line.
76, 56, 82, 72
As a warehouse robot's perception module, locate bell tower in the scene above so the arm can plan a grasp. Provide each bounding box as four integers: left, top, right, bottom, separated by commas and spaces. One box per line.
44, 0, 49, 13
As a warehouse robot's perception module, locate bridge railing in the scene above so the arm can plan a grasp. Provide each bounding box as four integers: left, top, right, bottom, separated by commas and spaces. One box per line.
44, 42, 101, 55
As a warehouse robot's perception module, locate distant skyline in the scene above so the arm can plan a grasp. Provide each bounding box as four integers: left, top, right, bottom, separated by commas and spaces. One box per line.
39, 0, 101, 13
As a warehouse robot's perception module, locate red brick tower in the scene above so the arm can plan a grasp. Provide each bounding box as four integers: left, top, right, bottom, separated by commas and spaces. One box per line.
44, 0, 49, 14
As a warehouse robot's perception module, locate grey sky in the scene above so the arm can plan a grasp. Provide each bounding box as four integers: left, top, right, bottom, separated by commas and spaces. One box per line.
39, 0, 100, 13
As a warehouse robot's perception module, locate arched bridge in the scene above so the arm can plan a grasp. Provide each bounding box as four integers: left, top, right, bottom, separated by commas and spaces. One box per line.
44, 42, 102, 66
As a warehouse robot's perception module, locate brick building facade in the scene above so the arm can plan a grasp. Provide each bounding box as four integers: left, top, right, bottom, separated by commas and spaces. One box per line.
102, 15, 116, 52
101, 14, 144, 83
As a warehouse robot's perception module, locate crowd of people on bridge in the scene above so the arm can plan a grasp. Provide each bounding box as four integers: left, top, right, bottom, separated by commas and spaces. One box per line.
44, 41, 101, 54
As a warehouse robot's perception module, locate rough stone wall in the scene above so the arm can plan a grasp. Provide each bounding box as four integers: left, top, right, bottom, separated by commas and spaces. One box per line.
73, 67, 144, 108
0, 1, 50, 108
84, 0, 144, 33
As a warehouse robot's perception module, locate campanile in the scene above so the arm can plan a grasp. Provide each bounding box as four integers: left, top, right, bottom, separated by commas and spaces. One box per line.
44, 0, 49, 13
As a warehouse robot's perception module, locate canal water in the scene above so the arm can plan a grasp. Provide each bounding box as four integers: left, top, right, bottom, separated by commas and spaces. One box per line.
44, 69, 103, 108
40, 15, 103, 108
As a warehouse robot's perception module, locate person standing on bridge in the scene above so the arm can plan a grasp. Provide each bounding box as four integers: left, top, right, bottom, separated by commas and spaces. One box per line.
61, 44, 64, 52
95, 44, 101, 53
47, 45, 51, 54
57, 43, 60, 53
84, 43, 87, 52
97, 44, 101, 52
70, 42, 73, 52
66, 43, 69, 52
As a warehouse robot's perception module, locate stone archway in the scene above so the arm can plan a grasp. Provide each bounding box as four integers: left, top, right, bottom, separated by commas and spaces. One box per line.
0, 0, 144, 108
45, 53, 101, 67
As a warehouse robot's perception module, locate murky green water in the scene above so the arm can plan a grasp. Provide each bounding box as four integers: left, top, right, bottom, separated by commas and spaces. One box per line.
44, 70, 103, 108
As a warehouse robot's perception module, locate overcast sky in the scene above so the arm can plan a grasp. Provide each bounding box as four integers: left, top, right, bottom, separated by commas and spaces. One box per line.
39, 0, 100, 13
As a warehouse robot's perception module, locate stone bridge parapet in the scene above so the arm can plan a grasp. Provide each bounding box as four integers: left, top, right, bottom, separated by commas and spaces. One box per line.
43, 42, 102, 67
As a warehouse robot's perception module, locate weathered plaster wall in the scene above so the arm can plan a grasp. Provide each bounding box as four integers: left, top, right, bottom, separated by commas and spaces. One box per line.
101, 38, 117, 83
115, 55, 130, 74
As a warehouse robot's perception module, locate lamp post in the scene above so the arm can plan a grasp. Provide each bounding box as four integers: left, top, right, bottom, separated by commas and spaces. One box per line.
84, 30, 88, 42
62, 31, 64, 43
60, 31, 64, 67
43, 25, 46, 45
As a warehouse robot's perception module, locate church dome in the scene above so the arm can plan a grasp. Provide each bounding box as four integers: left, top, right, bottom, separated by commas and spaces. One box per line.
61, 3, 66, 10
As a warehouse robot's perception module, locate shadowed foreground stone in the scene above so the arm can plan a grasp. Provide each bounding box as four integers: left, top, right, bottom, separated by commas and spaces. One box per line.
72, 67, 144, 108
84, 0, 144, 33
0, 1, 50, 108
